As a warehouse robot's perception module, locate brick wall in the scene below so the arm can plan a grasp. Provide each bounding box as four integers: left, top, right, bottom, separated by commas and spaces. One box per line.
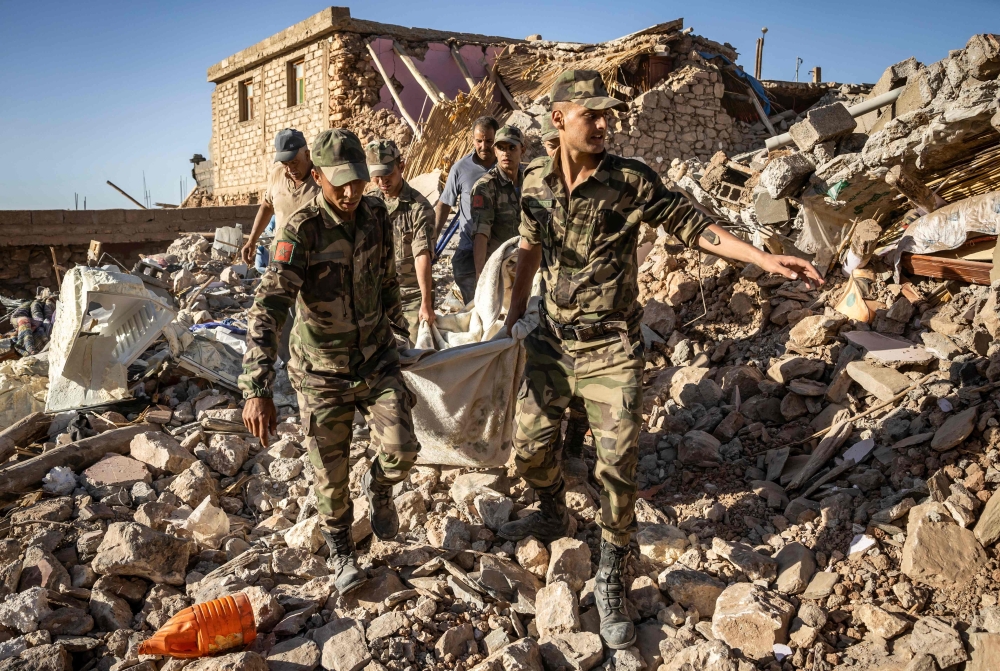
607, 59, 749, 178
210, 31, 411, 205
0, 206, 258, 298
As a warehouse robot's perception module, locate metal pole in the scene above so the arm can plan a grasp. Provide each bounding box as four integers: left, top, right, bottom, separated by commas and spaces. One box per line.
106, 180, 147, 209
765, 87, 904, 151
795, 57, 803, 82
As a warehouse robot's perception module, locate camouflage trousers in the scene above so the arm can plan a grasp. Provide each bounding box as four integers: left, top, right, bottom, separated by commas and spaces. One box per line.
401, 292, 422, 344
513, 326, 643, 546
298, 364, 420, 528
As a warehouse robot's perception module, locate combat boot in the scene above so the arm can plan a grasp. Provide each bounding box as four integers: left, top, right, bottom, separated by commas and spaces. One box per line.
595, 539, 635, 649
363, 462, 399, 540
321, 525, 366, 595
498, 479, 569, 543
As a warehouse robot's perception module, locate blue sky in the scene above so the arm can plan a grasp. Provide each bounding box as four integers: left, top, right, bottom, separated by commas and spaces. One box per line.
1, 0, 997, 210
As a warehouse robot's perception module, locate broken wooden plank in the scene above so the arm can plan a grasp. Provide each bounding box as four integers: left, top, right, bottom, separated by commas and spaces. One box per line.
393, 40, 448, 104
885, 164, 947, 214
366, 42, 422, 140
902, 252, 992, 285
449, 43, 477, 91
0, 423, 152, 495
0, 412, 51, 465
486, 48, 519, 111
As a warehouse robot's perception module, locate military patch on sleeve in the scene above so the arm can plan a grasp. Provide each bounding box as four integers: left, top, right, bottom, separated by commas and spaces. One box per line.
274, 241, 294, 263
472, 194, 484, 208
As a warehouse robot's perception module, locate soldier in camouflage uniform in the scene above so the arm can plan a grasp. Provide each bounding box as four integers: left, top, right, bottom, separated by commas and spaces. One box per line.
536, 116, 591, 470
470, 125, 525, 280
365, 139, 436, 343
499, 70, 822, 649
240, 129, 419, 596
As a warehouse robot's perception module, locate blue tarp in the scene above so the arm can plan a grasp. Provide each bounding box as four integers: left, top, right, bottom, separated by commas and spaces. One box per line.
697, 51, 772, 116
190, 320, 247, 336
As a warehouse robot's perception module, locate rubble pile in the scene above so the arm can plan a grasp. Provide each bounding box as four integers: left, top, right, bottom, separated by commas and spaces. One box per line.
677, 35, 999, 275
4, 31, 1000, 671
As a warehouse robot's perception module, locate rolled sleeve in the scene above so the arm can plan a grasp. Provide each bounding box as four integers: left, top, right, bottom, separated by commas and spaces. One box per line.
441, 168, 460, 208
410, 203, 434, 257
238, 226, 305, 398
471, 181, 495, 239
642, 179, 713, 248
518, 204, 541, 247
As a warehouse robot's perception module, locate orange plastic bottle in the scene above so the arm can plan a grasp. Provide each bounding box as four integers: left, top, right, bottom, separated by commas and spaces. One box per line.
138, 592, 257, 658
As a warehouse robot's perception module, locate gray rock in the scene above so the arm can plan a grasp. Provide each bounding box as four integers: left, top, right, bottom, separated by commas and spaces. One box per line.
0, 587, 50, 634
773, 542, 816, 595
535, 581, 580, 637
0, 643, 71, 671
90, 589, 133, 631
901, 501, 987, 589
184, 652, 269, 671
909, 616, 968, 668
546, 538, 591, 591
265, 637, 321, 671
314, 617, 371, 671
91, 522, 191, 585
931, 406, 978, 452
538, 632, 603, 671
435, 622, 475, 659
711, 583, 794, 661
712, 537, 777, 582
657, 567, 725, 617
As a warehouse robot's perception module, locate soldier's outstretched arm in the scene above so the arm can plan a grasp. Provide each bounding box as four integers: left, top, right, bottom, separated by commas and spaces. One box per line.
641, 176, 822, 289
697, 224, 823, 289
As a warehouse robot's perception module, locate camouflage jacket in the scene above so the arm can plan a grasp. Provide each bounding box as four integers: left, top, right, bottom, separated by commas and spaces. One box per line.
367, 181, 434, 305
471, 164, 524, 254
239, 193, 405, 399
519, 152, 711, 333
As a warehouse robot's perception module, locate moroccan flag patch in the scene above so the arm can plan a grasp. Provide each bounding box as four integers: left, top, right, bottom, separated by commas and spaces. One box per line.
274, 241, 294, 263
472, 195, 484, 208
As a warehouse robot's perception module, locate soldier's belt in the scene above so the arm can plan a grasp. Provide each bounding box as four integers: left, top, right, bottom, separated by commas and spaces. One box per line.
542, 312, 628, 342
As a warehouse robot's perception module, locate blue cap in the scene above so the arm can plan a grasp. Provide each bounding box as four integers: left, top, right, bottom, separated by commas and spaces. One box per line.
274, 129, 307, 162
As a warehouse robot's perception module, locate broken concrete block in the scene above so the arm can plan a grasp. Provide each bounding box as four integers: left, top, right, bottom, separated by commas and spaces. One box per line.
535, 581, 580, 637
91, 522, 192, 585
711, 583, 794, 661
964, 33, 1000, 80
130, 432, 196, 474
546, 538, 591, 592
0, 586, 50, 633
754, 190, 794, 225
788, 103, 858, 152
901, 502, 987, 589
845, 361, 910, 402
760, 153, 816, 199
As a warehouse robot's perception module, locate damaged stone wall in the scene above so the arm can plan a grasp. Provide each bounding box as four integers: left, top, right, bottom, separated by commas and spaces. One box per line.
607, 59, 745, 179
207, 31, 412, 207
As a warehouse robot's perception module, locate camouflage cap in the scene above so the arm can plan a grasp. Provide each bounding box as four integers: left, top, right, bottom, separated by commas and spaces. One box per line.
493, 125, 524, 147
366, 139, 402, 178
550, 70, 626, 111
538, 115, 559, 142
312, 129, 369, 186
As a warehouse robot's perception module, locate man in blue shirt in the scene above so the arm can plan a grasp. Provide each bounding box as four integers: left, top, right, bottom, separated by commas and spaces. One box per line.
435, 116, 499, 305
